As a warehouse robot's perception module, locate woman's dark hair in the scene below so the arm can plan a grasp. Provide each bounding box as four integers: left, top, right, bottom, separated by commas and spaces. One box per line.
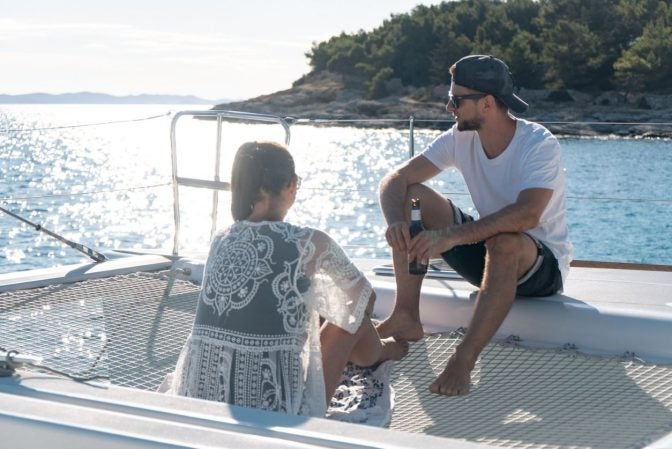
231, 141, 295, 221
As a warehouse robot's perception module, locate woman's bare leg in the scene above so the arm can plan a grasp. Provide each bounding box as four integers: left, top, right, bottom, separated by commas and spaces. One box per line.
321, 317, 409, 403
349, 317, 408, 367
321, 322, 359, 402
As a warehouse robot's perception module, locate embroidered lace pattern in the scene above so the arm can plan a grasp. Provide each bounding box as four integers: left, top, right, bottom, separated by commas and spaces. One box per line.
169, 221, 372, 417
202, 227, 274, 316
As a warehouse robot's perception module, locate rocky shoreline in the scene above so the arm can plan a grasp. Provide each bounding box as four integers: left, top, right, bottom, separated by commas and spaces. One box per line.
215, 72, 672, 138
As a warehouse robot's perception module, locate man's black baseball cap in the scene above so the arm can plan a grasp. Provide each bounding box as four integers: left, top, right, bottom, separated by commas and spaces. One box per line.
452, 55, 528, 113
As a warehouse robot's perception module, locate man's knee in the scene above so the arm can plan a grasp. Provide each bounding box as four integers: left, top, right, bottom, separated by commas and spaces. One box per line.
406, 183, 427, 200
405, 184, 455, 227
485, 233, 524, 260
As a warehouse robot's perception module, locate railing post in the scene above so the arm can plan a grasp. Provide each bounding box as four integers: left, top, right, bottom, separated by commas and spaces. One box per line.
408, 115, 415, 159
170, 112, 183, 257
211, 115, 223, 241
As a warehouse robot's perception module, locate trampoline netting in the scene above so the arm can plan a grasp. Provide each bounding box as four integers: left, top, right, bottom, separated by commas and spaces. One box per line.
1, 271, 670, 449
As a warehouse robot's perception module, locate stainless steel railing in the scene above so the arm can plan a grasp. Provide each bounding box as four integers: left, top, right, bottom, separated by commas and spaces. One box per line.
169, 110, 291, 256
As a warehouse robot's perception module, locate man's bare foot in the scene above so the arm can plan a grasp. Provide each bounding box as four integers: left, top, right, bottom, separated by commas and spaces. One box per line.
428, 354, 474, 396
380, 337, 410, 361
377, 311, 424, 341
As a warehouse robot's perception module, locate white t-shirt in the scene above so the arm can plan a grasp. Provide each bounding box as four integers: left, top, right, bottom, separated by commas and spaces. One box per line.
422, 119, 573, 283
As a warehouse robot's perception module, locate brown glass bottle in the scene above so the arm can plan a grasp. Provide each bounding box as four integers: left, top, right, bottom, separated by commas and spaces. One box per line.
408, 198, 428, 275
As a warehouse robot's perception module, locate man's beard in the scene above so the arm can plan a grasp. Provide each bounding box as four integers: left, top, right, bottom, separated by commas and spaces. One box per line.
457, 117, 482, 131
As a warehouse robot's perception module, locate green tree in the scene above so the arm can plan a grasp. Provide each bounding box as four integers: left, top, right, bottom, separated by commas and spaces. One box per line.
429, 32, 473, 85
383, 9, 439, 86
614, 13, 672, 91
304, 0, 671, 93
368, 67, 395, 99
428, 0, 494, 85
502, 31, 545, 89
306, 32, 368, 75
537, 0, 638, 89
473, 2, 518, 51
614, 0, 666, 43
449, 0, 491, 40
503, 0, 541, 35
541, 20, 608, 88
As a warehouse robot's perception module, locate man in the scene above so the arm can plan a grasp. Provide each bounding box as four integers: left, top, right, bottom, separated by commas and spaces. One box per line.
377, 55, 572, 396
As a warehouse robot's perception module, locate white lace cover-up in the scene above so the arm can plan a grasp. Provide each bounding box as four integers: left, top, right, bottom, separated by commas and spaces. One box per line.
168, 221, 372, 417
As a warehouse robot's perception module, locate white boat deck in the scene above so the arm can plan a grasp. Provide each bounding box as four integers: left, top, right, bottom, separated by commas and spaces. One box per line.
360, 259, 672, 362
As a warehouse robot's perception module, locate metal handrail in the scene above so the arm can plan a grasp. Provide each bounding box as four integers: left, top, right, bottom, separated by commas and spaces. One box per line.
169, 110, 291, 256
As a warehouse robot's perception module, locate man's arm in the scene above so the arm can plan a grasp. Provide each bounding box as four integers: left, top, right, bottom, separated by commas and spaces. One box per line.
380, 155, 441, 252
409, 187, 553, 259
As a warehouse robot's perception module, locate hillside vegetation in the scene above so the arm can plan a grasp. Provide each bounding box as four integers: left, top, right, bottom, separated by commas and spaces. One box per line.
218, 0, 672, 136
303, 0, 672, 99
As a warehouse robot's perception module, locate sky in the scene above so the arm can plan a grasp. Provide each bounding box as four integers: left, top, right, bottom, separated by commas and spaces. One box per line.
2, 0, 444, 101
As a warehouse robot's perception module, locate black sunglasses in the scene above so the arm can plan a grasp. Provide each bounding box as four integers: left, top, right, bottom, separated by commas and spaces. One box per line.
447, 93, 488, 109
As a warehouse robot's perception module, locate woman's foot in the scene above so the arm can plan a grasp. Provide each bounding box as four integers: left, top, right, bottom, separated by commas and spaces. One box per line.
380, 337, 410, 361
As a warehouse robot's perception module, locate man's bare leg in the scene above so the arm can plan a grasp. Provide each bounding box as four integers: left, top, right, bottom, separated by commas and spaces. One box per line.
429, 233, 538, 395
376, 247, 425, 341
378, 184, 456, 342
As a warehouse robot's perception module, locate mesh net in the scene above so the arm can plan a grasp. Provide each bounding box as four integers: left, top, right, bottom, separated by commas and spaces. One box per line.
389, 333, 672, 449
0, 271, 199, 390
1, 272, 671, 448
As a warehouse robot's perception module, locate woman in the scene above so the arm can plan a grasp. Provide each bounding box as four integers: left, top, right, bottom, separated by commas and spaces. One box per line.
168, 141, 407, 417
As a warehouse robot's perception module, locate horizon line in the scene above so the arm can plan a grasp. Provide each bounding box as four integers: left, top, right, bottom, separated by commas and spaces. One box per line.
0, 91, 245, 104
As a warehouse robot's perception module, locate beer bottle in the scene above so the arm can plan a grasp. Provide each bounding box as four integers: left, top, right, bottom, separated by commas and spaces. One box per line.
408, 198, 428, 275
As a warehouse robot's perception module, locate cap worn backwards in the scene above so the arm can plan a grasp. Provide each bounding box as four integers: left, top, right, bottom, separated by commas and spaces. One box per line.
452, 55, 528, 113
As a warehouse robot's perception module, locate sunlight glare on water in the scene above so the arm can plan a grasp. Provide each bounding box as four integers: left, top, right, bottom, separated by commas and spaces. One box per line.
1, 105, 671, 274
1, 105, 177, 269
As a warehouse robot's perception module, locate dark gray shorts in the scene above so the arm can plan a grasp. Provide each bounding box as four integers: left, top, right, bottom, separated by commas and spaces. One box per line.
440, 204, 563, 297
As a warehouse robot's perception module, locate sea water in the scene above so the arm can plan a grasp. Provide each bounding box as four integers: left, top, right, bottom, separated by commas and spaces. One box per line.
1, 104, 671, 275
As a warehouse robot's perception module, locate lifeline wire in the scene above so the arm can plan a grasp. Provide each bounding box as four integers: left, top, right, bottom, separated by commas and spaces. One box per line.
4, 111, 671, 133
0, 182, 171, 202
1, 112, 171, 133
293, 117, 672, 127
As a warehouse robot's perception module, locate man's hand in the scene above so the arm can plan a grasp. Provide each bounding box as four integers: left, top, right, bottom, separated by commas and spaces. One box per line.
408, 227, 456, 262
385, 221, 411, 252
